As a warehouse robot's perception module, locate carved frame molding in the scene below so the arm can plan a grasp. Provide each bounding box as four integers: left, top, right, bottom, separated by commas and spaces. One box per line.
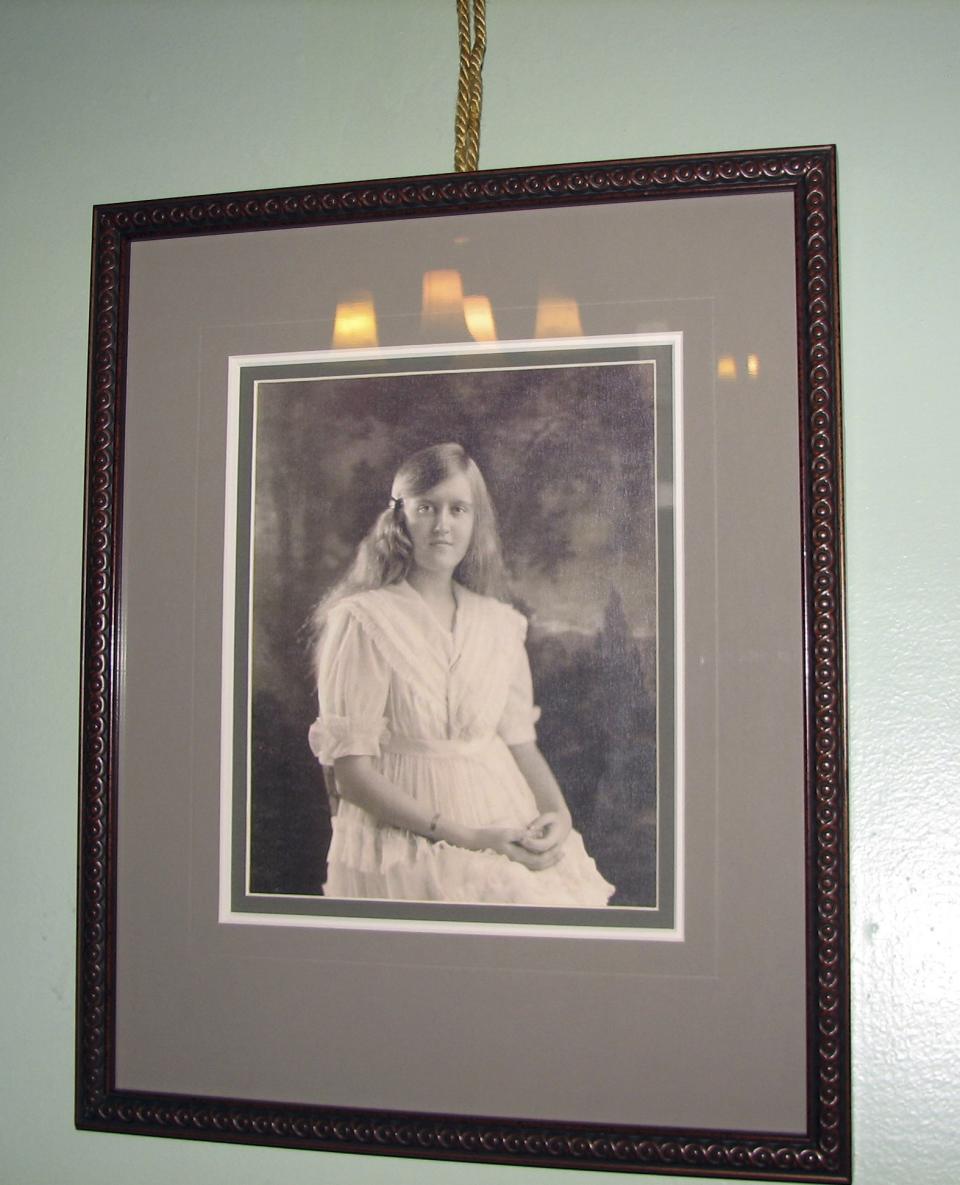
77, 147, 849, 1182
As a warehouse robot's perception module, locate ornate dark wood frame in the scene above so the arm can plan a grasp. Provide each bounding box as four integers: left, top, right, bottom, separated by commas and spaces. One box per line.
77, 146, 849, 1182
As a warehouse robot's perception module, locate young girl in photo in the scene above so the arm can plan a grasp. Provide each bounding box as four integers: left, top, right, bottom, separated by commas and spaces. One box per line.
308, 442, 614, 906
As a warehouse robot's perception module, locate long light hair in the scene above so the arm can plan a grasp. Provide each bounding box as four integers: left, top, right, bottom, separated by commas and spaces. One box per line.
311, 443, 509, 660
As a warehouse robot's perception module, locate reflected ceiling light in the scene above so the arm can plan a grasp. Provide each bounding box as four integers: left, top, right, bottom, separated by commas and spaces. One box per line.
717, 355, 737, 380
747, 353, 760, 379
534, 292, 583, 338
331, 293, 378, 349
464, 294, 497, 342
421, 269, 467, 338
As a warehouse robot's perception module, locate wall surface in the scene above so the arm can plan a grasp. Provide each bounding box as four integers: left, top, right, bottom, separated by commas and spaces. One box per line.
2, 2, 958, 1183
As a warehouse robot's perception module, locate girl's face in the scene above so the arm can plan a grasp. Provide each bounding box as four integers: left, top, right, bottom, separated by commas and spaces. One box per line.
402, 471, 475, 578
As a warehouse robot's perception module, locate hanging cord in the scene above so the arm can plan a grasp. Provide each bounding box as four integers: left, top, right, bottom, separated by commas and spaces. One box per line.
454, 0, 486, 172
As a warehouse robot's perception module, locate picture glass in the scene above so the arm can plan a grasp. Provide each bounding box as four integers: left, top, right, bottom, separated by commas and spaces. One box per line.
113, 189, 804, 1126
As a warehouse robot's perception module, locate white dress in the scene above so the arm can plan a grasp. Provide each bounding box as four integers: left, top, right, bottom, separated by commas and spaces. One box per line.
308, 580, 614, 906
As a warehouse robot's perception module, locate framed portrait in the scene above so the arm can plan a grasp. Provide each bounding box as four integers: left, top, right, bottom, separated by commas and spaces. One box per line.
77, 146, 849, 1181
225, 335, 679, 936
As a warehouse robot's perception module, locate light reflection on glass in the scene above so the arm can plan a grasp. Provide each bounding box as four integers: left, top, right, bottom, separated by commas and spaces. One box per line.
717, 355, 737, 380
331, 293, 378, 348
464, 294, 497, 342
747, 353, 760, 378
421, 269, 467, 337
534, 293, 583, 338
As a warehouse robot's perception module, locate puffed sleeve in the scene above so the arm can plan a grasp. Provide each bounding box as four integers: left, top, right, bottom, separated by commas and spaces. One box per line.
496, 613, 542, 746
307, 603, 390, 764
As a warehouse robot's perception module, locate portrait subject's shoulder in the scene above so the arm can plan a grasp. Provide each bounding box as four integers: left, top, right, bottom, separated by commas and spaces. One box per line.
321, 587, 396, 644
322, 593, 364, 631
331, 585, 400, 621
321, 584, 426, 687
503, 602, 532, 645
461, 587, 530, 644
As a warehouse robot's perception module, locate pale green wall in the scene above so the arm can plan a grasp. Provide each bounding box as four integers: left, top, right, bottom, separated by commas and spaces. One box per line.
2, 1, 957, 1182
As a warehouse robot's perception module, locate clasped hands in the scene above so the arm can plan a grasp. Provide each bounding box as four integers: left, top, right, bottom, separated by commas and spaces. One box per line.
469, 810, 572, 871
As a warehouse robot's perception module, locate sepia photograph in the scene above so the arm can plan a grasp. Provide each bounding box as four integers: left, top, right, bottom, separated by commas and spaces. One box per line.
222, 338, 678, 929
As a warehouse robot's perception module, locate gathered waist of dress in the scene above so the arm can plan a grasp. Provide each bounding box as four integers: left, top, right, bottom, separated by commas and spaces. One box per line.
380, 733, 496, 759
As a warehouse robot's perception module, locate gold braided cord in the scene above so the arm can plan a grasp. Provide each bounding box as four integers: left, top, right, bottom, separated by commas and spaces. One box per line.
454, 0, 486, 172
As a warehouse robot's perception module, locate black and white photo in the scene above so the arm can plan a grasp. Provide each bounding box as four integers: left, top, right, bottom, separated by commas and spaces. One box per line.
222, 338, 679, 930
